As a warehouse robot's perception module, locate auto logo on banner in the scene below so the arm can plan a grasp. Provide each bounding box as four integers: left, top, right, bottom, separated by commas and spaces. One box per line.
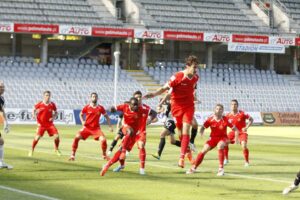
134, 29, 163, 39
228, 43, 285, 54
0, 23, 14, 33
59, 25, 92, 36
269, 36, 295, 46
163, 31, 203, 41
204, 33, 231, 42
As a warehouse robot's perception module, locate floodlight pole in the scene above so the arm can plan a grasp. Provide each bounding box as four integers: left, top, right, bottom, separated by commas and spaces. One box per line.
114, 50, 120, 107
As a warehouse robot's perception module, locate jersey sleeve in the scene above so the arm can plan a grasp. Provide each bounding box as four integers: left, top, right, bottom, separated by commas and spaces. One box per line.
52, 103, 57, 111
168, 73, 181, 88
34, 102, 40, 109
243, 112, 250, 120
100, 106, 107, 115
81, 105, 88, 114
225, 116, 234, 128
203, 118, 211, 128
116, 104, 125, 112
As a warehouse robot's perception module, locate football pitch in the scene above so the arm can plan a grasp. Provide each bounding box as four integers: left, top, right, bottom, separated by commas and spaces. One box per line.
1, 125, 300, 200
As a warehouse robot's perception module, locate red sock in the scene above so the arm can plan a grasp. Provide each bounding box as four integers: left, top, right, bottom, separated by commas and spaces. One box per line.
224, 146, 229, 160
218, 149, 224, 168
194, 152, 205, 168
101, 139, 107, 156
119, 159, 125, 166
180, 134, 190, 159
32, 139, 39, 150
108, 150, 122, 167
54, 138, 60, 150
121, 134, 131, 153
139, 148, 146, 169
243, 148, 249, 163
71, 137, 80, 156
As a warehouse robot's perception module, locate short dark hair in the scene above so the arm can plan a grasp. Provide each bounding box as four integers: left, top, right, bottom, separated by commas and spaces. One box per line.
133, 90, 142, 96
91, 92, 98, 97
215, 103, 224, 109
43, 90, 51, 95
129, 97, 138, 105
231, 99, 239, 106
185, 55, 199, 67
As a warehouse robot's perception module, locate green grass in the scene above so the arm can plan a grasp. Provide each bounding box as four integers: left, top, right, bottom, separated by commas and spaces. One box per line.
1, 125, 300, 200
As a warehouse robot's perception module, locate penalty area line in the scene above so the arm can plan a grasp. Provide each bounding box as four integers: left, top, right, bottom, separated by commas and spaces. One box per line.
6, 145, 290, 185
0, 185, 60, 200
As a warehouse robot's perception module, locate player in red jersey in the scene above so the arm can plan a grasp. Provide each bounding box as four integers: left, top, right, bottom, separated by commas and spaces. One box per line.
186, 104, 239, 176
100, 97, 150, 176
224, 99, 253, 166
113, 91, 157, 175
69, 92, 113, 161
144, 55, 199, 168
29, 91, 61, 157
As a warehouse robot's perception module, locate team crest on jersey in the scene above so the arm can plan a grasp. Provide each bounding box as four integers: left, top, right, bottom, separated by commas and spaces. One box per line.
219, 125, 224, 130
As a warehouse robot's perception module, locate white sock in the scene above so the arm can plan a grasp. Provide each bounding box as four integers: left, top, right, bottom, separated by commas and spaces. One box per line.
0, 145, 4, 162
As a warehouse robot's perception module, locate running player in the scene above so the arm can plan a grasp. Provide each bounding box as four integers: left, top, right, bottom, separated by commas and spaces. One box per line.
0, 81, 12, 169
224, 99, 253, 166
283, 171, 300, 195
113, 91, 157, 175
100, 97, 148, 176
69, 92, 113, 161
29, 91, 61, 157
186, 104, 239, 176
144, 55, 199, 168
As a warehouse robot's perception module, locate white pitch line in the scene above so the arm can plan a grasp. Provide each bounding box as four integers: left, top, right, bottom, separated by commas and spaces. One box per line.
6, 145, 291, 185
0, 185, 60, 200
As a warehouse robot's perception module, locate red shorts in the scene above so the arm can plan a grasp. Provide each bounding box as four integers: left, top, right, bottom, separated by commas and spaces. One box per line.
206, 136, 228, 149
127, 131, 146, 151
135, 131, 146, 143
79, 127, 105, 140
121, 125, 138, 136
172, 105, 194, 130
228, 131, 248, 144
36, 125, 58, 137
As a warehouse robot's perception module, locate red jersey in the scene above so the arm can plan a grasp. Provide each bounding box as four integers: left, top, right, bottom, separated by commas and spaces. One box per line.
116, 104, 141, 133
82, 104, 107, 130
167, 71, 199, 109
35, 101, 57, 127
226, 110, 250, 131
139, 104, 151, 133
203, 115, 233, 138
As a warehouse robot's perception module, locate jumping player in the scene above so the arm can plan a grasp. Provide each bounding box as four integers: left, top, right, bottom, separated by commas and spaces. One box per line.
224, 99, 253, 166
0, 81, 12, 169
186, 104, 239, 176
144, 55, 199, 168
29, 91, 61, 157
69, 92, 113, 161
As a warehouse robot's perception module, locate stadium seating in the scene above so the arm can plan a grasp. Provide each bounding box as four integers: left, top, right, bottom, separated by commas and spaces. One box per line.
0, 56, 150, 109
134, 0, 273, 34
1, 55, 300, 112
279, 0, 300, 30
144, 62, 300, 112
0, 0, 122, 26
